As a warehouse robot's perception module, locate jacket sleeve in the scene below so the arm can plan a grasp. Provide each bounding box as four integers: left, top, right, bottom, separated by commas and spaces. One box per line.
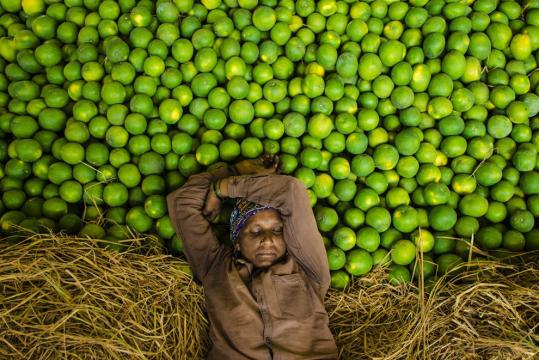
227, 174, 331, 293
166, 165, 231, 282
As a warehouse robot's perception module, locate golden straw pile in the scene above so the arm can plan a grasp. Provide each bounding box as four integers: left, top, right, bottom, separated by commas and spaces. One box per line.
0, 234, 208, 360
1, 234, 538, 359
326, 258, 539, 359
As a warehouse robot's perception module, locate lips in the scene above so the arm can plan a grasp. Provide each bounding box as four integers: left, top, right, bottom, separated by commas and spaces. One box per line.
256, 252, 276, 258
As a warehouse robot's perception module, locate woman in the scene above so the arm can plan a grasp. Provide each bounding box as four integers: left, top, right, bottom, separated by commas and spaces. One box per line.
166, 155, 338, 359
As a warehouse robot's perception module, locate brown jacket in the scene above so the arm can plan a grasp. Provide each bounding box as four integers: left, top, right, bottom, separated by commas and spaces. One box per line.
166, 165, 338, 359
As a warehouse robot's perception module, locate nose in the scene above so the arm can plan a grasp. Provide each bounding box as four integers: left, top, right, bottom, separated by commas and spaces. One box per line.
259, 231, 276, 245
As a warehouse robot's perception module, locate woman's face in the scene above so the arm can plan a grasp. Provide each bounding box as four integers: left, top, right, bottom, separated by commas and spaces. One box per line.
236, 209, 286, 268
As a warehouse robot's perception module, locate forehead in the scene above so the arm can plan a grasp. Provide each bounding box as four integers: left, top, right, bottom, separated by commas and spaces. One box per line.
244, 209, 282, 228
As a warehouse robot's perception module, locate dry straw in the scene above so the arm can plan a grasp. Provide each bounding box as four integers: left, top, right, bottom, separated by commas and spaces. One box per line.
1, 233, 538, 359
1, 234, 208, 360
326, 256, 539, 359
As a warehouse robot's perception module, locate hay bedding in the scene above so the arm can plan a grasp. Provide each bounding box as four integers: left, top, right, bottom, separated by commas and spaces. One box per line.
0, 235, 208, 360
1, 234, 538, 360
327, 259, 539, 359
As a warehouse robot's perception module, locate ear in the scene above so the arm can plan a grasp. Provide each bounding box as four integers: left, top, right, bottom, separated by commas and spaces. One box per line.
234, 242, 240, 251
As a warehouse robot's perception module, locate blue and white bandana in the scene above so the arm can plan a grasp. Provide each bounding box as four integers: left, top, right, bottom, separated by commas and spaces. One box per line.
229, 198, 274, 244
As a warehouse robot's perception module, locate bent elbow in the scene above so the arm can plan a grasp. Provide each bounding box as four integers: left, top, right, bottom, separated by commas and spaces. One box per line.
166, 190, 178, 211
320, 270, 331, 293
287, 176, 310, 200
287, 176, 306, 190
166, 186, 203, 223
288, 176, 313, 210
166, 188, 187, 215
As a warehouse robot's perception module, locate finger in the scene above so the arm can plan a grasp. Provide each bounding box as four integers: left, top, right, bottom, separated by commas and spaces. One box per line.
205, 206, 217, 220
275, 156, 282, 171
202, 204, 210, 217
263, 154, 275, 168
276, 162, 283, 174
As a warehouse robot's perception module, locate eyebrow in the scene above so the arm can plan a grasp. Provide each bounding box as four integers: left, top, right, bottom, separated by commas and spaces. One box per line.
247, 220, 283, 229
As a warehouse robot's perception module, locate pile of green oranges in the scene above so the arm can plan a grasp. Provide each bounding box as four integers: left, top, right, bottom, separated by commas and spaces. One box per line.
0, 0, 538, 288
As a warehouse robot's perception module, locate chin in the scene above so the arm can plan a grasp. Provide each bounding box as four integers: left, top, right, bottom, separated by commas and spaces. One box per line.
254, 259, 274, 268
253, 254, 284, 268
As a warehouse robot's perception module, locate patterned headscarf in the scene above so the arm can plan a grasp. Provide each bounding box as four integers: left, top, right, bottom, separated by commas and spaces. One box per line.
229, 198, 274, 244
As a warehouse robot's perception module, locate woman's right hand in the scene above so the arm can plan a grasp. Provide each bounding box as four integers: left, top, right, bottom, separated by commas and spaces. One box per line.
202, 185, 222, 222
234, 154, 279, 175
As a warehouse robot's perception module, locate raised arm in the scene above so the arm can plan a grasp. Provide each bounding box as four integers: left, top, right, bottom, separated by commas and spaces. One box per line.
166, 165, 231, 282
223, 174, 331, 292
